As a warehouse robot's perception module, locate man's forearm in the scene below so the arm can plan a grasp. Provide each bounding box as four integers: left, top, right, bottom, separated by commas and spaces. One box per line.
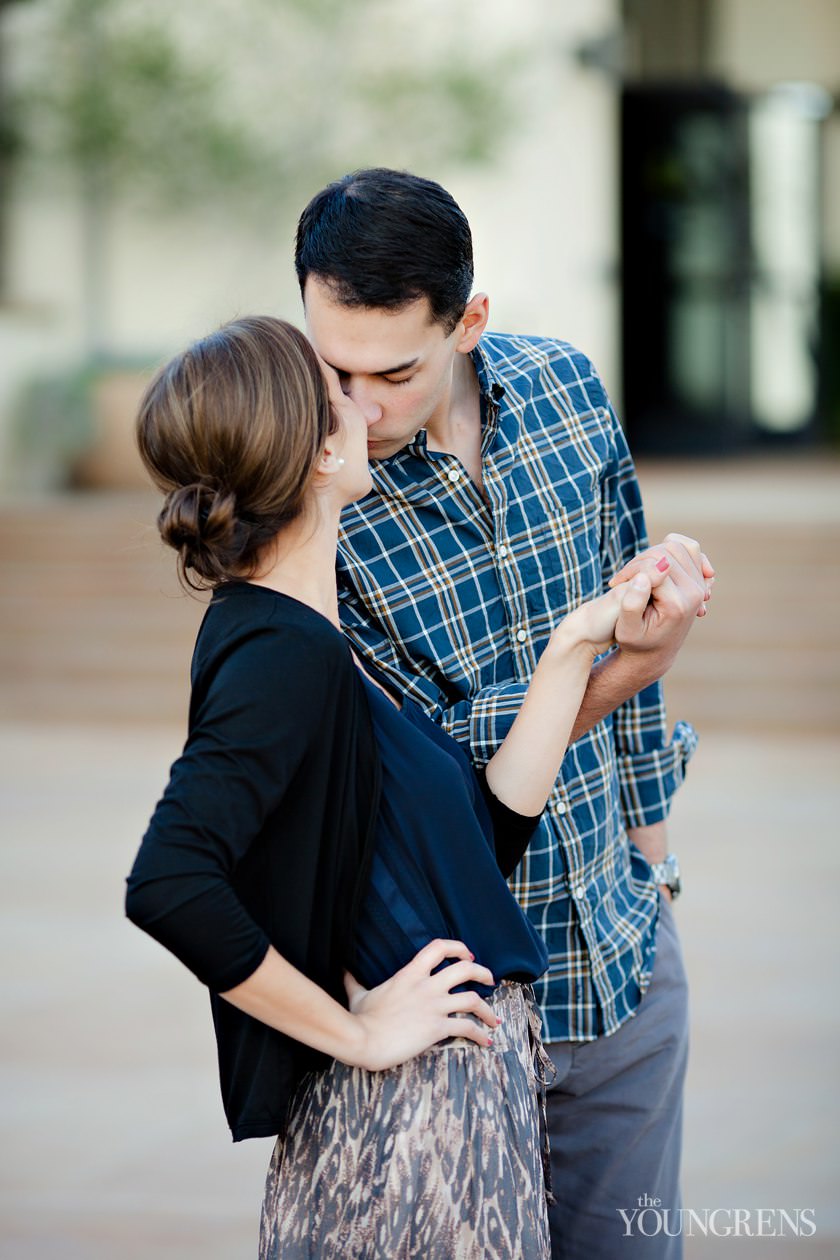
569, 647, 661, 743
626, 820, 669, 865
627, 820, 672, 900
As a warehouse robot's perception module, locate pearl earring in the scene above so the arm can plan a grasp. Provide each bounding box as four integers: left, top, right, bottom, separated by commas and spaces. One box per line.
336, 457, 346, 468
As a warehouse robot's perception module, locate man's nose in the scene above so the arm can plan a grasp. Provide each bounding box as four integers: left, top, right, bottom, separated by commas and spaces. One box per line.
348, 380, 383, 425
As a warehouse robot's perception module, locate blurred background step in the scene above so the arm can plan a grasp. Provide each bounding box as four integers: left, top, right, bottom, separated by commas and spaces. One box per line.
1, 455, 839, 732
0, 492, 205, 727
639, 457, 840, 736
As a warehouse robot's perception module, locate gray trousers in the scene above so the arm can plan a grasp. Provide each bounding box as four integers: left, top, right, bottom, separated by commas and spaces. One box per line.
544, 898, 689, 1259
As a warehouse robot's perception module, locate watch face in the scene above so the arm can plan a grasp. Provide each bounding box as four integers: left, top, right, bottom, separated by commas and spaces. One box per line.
651, 856, 680, 895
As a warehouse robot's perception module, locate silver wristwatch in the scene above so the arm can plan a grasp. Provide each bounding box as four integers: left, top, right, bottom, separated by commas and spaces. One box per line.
649, 853, 681, 900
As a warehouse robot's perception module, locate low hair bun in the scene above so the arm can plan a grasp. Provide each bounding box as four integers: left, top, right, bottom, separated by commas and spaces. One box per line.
158, 482, 248, 588
136, 316, 335, 592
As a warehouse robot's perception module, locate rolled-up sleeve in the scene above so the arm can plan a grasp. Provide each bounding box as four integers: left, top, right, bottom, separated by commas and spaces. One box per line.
614, 694, 698, 828
338, 596, 530, 764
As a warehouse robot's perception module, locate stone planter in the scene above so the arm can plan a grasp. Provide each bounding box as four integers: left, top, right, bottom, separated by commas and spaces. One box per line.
72, 367, 153, 490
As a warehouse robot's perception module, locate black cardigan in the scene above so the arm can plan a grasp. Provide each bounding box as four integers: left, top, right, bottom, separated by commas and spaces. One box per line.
125, 582, 381, 1141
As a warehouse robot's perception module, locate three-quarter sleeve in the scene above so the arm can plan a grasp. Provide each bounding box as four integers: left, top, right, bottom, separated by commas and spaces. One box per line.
474, 766, 542, 880
125, 623, 329, 992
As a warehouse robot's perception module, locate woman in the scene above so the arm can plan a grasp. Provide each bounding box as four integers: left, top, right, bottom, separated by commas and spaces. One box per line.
125, 317, 662, 1259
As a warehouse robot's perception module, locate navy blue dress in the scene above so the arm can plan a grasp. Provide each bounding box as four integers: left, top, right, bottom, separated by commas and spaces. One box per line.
353, 674, 548, 993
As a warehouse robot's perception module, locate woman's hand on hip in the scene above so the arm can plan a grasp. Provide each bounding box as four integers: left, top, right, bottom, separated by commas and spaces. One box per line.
342, 938, 498, 1071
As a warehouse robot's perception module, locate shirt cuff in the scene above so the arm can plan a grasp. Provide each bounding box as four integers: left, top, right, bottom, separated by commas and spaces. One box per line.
616, 719, 698, 830
467, 683, 529, 765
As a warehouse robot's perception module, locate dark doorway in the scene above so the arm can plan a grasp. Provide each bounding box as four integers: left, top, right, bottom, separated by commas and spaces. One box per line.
621, 83, 823, 453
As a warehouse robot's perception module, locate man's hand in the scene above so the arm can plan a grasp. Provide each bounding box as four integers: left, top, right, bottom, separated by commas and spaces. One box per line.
610, 533, 714, 616
609, 533, 714, 682
565, 534, 714, 742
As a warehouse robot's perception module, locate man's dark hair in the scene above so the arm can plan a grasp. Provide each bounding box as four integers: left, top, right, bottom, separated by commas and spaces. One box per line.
295, 168, 474, 334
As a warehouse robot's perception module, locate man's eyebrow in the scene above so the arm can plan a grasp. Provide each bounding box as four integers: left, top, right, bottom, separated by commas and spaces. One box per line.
326, 356, 419, 378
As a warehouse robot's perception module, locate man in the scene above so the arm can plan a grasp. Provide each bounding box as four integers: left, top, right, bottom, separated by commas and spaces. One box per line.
295, 167, 711, 1258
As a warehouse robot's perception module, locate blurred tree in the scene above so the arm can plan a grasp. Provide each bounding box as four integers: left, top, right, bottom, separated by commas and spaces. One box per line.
4, 0, 517, 357
0, 0, 31, 296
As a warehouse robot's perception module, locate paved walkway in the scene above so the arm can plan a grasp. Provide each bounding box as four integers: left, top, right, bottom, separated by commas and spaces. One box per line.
1, 454, 838, 1258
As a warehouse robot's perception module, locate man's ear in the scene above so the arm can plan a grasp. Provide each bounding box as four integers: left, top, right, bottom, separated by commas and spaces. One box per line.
455, 292, 490, 354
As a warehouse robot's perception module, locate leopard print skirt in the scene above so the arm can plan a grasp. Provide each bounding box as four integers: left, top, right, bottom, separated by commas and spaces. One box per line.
259, 982, 551, 1259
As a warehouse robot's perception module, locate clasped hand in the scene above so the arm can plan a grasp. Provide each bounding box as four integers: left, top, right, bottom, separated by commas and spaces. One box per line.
610, 532, 714, 668
555, 532, 714, 669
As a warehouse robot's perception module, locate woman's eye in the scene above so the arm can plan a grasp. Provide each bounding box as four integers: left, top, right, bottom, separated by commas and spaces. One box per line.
385, 375, 414, 387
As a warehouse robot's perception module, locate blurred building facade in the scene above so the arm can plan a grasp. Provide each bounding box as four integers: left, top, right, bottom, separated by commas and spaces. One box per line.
620, 0, 839, 451
0, 0, 838, 490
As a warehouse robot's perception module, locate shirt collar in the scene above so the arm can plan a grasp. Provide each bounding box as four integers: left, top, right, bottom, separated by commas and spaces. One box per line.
471, 338, 506, 449
470, 337, 507, 407
405, 427, 428, 459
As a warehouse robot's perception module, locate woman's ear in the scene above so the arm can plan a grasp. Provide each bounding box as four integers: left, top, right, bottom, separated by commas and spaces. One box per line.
317, 448, 346, 477
455, 293, 490, 354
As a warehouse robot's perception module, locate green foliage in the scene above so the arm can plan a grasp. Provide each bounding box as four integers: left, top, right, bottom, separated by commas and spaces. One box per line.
358, 65, 509, 167
8, 364, 97, 488
8, 0, 518, 215
7, 354, 155, 488
16, 0, 268, 203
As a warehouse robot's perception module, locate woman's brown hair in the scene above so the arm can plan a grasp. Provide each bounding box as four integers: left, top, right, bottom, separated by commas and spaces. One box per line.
136, 316, 335, 589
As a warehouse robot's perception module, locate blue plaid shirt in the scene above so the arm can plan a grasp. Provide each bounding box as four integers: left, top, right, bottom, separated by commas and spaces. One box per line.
337, 332, 696, 1041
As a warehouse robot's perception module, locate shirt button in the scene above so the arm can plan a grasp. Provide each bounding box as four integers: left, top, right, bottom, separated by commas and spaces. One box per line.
497, 544, 508, 558
515, 629, 527, 644
447, 468, 461, 483
573, 884, 586, 899
556, 801, 567, 816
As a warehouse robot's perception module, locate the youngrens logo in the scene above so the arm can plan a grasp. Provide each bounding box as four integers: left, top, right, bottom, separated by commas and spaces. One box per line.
617, 1196, 816, 1239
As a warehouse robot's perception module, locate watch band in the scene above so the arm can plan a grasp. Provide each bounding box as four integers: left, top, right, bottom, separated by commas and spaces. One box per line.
649, 853, 681, 899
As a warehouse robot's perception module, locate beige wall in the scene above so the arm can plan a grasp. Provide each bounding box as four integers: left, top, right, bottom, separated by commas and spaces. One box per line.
447, 0, 620, 387
710, 0, 840, 270
711, 0, 840, 88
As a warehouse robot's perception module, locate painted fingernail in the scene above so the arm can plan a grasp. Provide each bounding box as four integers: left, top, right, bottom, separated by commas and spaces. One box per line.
656, 557, 669, 572
468, 951, 475, 961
